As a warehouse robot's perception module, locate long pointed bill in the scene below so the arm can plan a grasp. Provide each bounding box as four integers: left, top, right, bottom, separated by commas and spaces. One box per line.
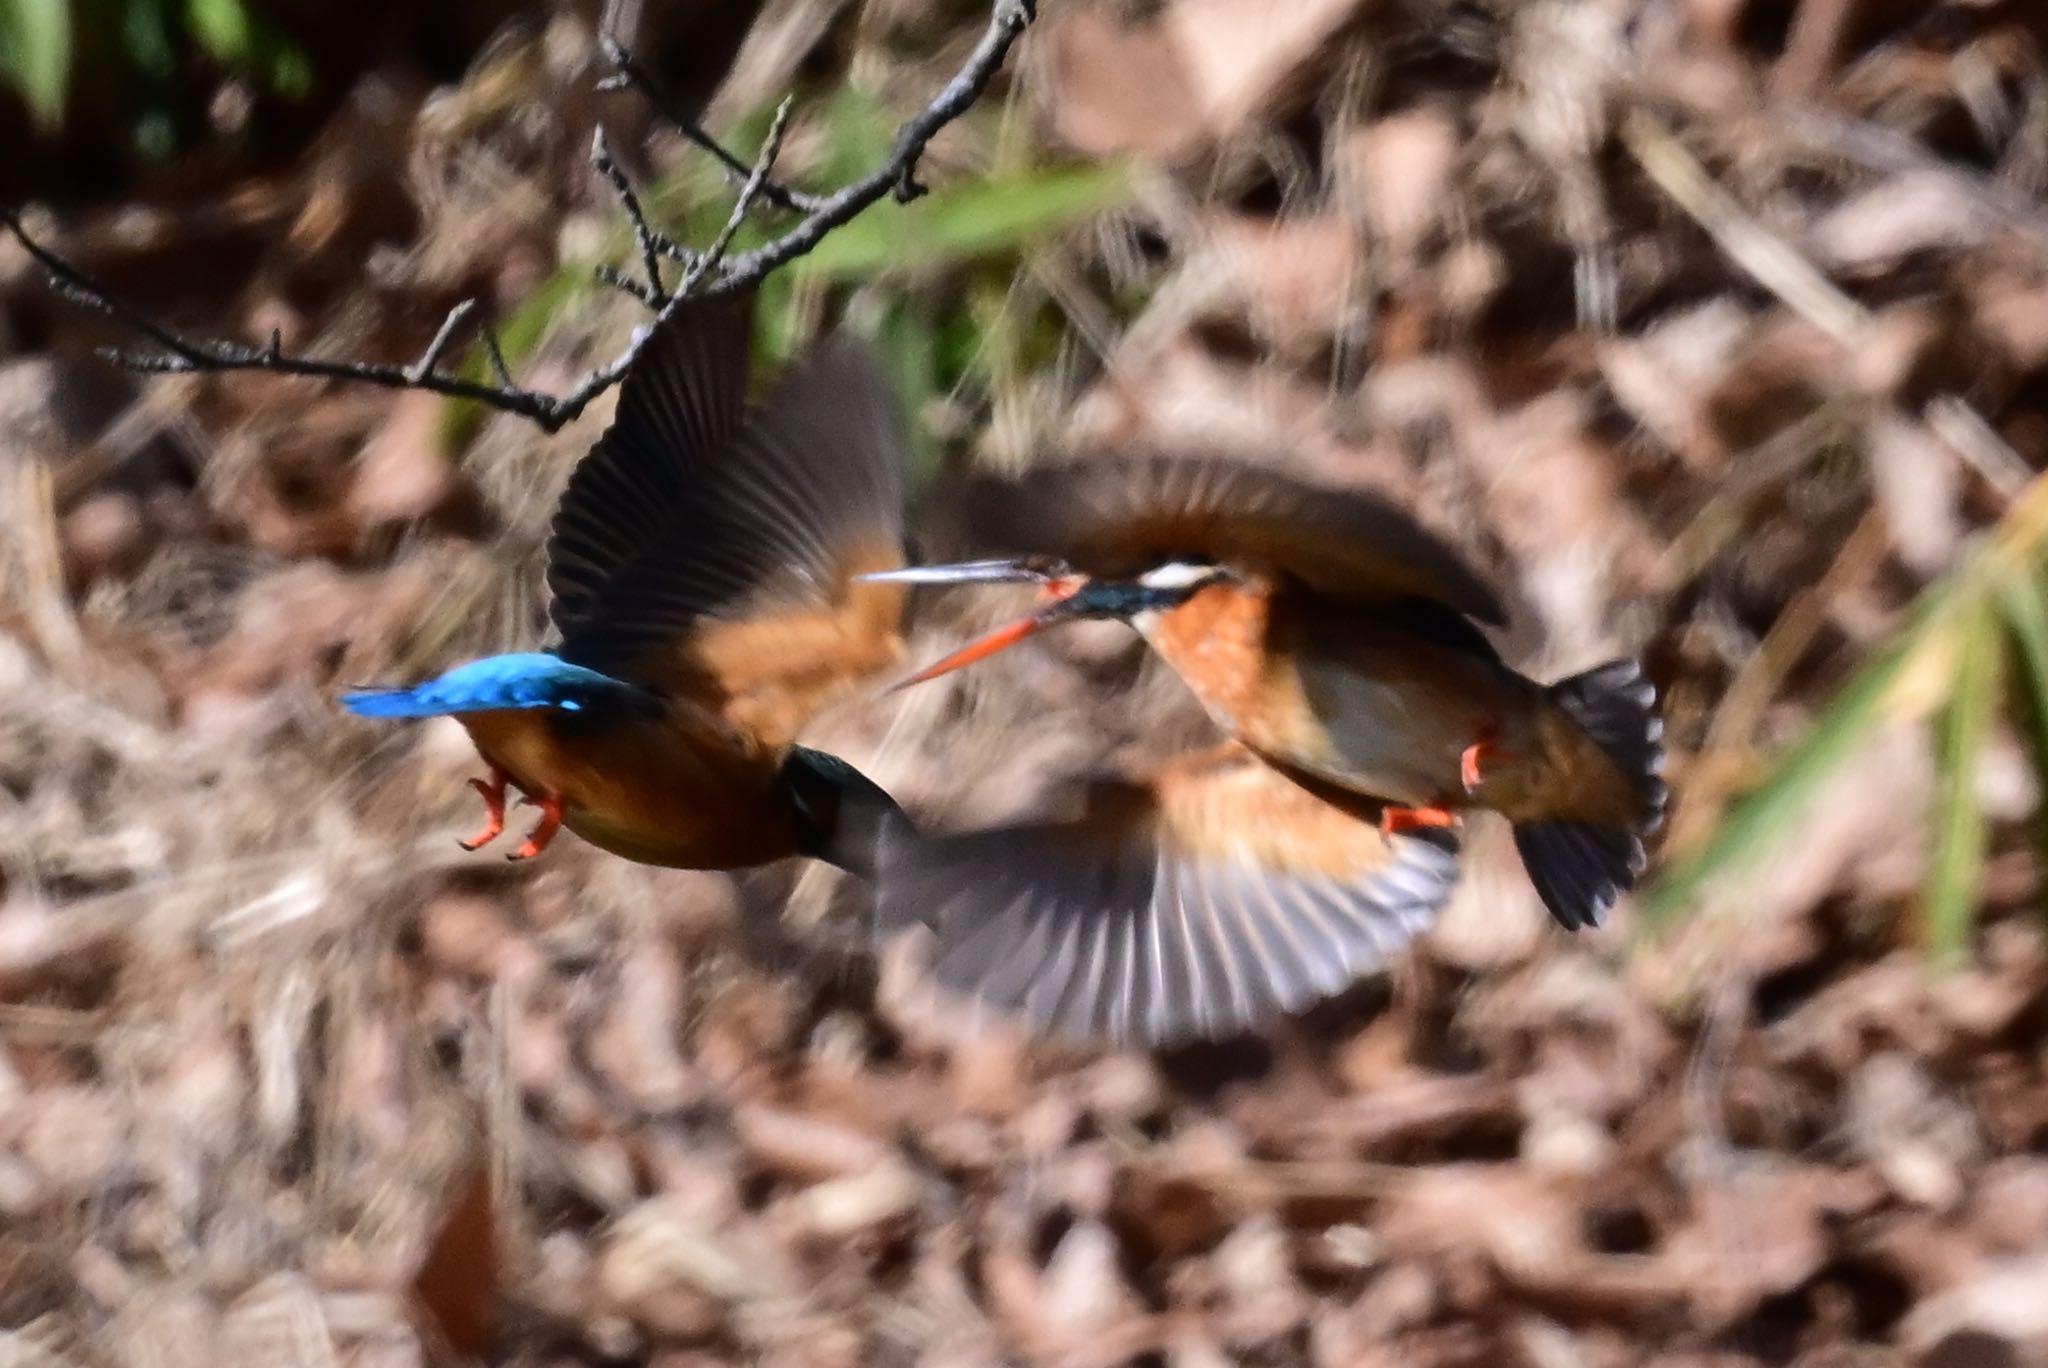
864, 558, 1095, 693
856, 557, 1071, 588
886, 611, 1055, 694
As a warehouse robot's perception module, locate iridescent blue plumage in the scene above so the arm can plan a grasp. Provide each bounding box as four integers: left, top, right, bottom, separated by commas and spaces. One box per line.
340, 653, 650, 719
340, 289, 913, 870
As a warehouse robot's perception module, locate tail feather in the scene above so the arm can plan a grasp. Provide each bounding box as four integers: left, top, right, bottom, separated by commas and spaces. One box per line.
1514, 821, 1646, 932
341, 653, 652, 721
1517, 659, 1668, 930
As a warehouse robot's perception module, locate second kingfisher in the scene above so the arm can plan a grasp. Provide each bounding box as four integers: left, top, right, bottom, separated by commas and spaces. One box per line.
865, 454, 1668, 929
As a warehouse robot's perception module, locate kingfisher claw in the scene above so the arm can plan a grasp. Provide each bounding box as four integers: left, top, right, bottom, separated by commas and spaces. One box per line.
458, 769, 511, 851
1460, 728, 1504, 794
1459, 743, 1492, 794
1381, 805, 1457, 837
507, 793, 566, 862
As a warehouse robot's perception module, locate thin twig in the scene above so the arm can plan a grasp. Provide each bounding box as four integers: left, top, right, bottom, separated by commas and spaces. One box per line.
3, 0, 1037, 434
711, 0, 1037, 286
480, 325, 516, 391
589, 125, 670, 306
596, 33, 822, 214
684, 96, 795, 293
406, 300, 480, 383
594, 263, 657, 306
8, 205, 562, 420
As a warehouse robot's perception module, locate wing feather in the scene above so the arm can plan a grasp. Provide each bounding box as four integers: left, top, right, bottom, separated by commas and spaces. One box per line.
878, 743, 1462, 1046
953, 454, 1504, 625
546, 293, 753, 637
554, 315, 910, 737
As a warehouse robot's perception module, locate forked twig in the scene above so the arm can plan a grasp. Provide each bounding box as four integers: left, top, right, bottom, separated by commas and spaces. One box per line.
684, 96, 795, 293
3, 0, 1037, 434
596, 33, 823, 215
590, 125, 671, 307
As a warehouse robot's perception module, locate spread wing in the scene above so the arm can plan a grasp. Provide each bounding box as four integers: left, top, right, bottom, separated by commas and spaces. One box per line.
955, 454, 1504, 625
546, 291, 752, 638
878, 744, 1460, 1045
549, 295, 910, 743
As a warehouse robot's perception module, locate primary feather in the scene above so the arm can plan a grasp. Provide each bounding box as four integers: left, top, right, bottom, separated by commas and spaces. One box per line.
878, 743, 1461, 1045
550, 313, 908, 702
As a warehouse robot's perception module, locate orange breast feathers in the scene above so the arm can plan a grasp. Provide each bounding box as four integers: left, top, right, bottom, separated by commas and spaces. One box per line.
641, 539, 906, 750
1144, 579, 1327, 759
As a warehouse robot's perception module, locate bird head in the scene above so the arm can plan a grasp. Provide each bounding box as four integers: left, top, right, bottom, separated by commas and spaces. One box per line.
857, 555, 1235, 691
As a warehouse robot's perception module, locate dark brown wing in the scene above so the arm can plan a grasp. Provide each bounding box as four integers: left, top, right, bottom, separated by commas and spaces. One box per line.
956, 454, 1504, 625
553, 314, 910, 738
546, 291, 753, 638
877, 744, 1460, 1045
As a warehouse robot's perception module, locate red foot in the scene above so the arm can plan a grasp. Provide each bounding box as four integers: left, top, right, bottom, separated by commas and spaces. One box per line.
508, 793, 565, 861
457, 768, 511, 851
1460, 725, 1505, 794
1380, 805, 1457, 837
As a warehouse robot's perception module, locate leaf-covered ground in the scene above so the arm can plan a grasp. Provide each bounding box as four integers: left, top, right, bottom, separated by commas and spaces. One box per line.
6, 1, 2048, 1364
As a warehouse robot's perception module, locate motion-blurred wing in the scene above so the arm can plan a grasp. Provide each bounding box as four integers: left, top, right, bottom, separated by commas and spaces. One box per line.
554, 315, 910, 738
957, 454, 1504, 625
878, 745, 1460, 1046
546, 291, 753, 638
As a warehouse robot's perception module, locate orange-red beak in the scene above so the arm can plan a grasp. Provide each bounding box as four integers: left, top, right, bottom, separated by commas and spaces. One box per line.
885, 612, 1055, 692
857, 557, 1090, 693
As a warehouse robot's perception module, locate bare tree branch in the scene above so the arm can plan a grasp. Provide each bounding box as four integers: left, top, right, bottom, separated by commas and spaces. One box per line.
712, 0, 1036, 283
595, 33, 824, 215
8, 207, 571, 421
2, 0, 1036, 435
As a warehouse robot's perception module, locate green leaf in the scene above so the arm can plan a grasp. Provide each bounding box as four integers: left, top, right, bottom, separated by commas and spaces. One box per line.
1, 0, 72, 128
794, 163, 1132, 281
1926, 596, 2002, 965
1997, 565, 2048, 715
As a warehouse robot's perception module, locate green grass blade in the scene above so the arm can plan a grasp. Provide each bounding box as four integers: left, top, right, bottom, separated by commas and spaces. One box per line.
1639, 630, 1917, 927
1996, 568, 2048, 914
1925, 596, 2002, 965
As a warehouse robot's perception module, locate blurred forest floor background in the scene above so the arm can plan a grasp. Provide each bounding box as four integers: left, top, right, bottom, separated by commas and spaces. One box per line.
7, 0, 2048, 1364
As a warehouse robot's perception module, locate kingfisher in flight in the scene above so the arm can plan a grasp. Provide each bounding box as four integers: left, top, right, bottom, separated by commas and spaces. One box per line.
863, 454, 1667, 932
342, 291, 910, 875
